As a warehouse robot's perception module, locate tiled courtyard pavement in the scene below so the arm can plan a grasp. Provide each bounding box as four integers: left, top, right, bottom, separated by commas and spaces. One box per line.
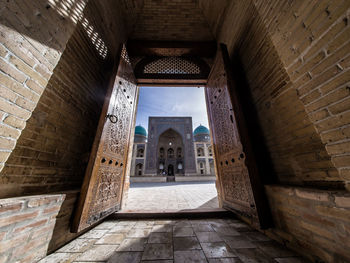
40, 218, 308, 263
123, 182, 219, 211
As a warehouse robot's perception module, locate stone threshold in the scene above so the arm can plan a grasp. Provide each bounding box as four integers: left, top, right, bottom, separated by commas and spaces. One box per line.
111, 208, 233, 219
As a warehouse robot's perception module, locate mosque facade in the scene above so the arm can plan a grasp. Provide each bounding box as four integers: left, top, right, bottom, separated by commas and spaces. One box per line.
130, 117, 215, 181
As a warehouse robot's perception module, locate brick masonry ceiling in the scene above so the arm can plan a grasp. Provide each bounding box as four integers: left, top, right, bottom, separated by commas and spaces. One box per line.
124, 0, 215, 41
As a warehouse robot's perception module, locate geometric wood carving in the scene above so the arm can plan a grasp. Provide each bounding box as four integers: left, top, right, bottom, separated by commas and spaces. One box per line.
206, 44, 271, 228
72, 45, 137, 232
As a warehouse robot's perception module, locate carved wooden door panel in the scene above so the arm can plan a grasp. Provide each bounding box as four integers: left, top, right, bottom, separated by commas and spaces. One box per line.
72, 45, 137, 232
206, 44, 271, 228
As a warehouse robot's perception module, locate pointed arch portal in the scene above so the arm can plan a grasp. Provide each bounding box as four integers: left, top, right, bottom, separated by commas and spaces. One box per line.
157, 128, 184, 175
72, 42, 271, 233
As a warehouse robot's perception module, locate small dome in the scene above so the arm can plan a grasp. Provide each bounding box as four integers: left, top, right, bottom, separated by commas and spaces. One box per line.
135, 125, 147, 137
193, 125, 209, 136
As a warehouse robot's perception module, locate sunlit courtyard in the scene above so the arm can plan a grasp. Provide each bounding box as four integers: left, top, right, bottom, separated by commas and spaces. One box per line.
125, 86, 219, 212
123, 182, 219, 212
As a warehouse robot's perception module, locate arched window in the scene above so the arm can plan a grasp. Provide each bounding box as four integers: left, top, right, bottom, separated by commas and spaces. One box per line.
159, 147, 164, 158
197, 147, 204, 157
208, 146, 213, 157
137, 148, 144, 157
167, 148, 174, 158
177, 147, 182, 158
199, 162, 205, 175
135, 163, 143, 176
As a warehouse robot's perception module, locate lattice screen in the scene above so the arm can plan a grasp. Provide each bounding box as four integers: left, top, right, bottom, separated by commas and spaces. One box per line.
144, 57, 201, 74
134, 56, 210, 80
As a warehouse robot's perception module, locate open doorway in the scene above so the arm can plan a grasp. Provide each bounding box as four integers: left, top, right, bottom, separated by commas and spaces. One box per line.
72, 43, 270, 233
125, 86, 219, 211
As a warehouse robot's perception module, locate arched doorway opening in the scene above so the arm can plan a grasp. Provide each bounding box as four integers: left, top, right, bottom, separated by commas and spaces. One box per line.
157, 128, 184, 176
168, 164, 174, 176
73, 43, 271, 232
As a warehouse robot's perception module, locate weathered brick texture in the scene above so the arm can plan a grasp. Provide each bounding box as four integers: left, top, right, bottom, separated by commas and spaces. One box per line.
129, 0, 213, 41
1, 1, 349, 263
0, 2, 128, 261
0, 0, 89, 172
202, 0, 341, 187
265, 185, 350, 263
200, 1, 350, 262
0, 194, 65, 263
0, 0, 127, 198
251, 0, 350, 189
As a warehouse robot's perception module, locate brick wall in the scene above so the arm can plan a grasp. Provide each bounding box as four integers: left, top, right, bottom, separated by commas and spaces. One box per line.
0, 191, 89, 263
0, 0, 89, 173
202, 0, 342, 187
265, 185, 350, 262
0, 1, 128, 259
0, 194, 65, 263
1, 1, 349, 262
251, 0, 350, 190
0, 0, 127, 198
129, 0, 213, 41
200, 1, 350, 262
0, 1, 129, 261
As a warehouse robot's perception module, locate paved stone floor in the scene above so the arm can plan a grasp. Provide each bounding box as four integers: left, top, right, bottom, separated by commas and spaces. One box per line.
122, 182, 219, 211
40, 218, 309, 263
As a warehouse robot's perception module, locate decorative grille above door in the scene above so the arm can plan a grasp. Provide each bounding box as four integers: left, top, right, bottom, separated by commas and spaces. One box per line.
134, 56, 210, 84
143, 57, 201, 74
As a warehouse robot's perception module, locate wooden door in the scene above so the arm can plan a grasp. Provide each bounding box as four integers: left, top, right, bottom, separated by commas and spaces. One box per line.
206, 44, 271, 228
72, 45, 138, 232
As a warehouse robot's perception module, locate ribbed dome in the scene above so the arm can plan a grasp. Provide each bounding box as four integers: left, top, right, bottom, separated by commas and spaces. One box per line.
135, 125, 147, 137
193, 125, 209, 135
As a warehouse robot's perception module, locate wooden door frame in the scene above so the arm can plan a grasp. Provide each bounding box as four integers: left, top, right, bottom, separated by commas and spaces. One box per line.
137, 83, 206, 87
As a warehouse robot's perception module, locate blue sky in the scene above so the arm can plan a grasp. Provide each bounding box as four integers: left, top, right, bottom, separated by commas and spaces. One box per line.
135, 87, 209, 131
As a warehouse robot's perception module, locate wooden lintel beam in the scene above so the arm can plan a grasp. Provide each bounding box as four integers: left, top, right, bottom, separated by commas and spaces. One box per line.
127, 40, 217, 57
137, 78, 207, 86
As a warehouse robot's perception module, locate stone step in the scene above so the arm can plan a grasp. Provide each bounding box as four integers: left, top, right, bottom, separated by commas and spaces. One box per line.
111, 208, 233, 220
166, 176, 175, 182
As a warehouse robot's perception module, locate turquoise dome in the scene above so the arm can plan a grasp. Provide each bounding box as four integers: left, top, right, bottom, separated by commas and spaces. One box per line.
193, 125, 209, 135
135, 125, 147, 137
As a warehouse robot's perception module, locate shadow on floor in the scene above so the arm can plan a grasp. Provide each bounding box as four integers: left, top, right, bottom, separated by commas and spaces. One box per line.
40, 217, 311, 263
196, 197, 219, 209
